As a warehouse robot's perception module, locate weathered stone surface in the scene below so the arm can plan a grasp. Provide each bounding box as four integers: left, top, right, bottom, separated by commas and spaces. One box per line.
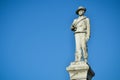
70, 6, 90, 62
66, 6, 95, 80
66, 61, 94, 80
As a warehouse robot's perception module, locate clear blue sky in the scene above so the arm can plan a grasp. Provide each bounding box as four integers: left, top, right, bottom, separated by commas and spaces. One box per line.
0, 0, 120, 80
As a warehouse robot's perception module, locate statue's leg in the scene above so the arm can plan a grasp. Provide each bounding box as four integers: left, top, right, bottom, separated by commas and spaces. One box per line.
75, 33, 82, 61
81, 34, 88, 62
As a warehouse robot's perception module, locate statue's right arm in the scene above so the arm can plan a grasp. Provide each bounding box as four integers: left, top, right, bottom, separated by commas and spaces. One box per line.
71, 24, 75, 30
70, 19, 76, 31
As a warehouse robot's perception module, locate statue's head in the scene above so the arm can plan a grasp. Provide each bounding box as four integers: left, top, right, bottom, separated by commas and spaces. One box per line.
76, 6, 86, 16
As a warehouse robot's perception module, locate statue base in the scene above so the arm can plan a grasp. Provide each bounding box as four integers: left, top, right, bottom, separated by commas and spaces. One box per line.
66, 61, 95, 80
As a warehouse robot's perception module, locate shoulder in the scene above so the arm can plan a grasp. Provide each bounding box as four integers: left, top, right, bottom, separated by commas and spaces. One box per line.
73, 18, 77, 23
74, 17, 78, 21
85, 17, 90, 21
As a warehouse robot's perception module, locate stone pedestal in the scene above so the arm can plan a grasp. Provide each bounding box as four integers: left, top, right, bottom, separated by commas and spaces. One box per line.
66, 61, 95, 80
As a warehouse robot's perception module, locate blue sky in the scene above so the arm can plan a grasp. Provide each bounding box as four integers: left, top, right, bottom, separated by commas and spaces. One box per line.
0, 0, 120, 80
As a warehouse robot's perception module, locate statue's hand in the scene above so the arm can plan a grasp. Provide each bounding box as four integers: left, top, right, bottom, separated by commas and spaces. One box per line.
71, 26, 76, 31
71, 26, 74, 31
86, 37, 89, 42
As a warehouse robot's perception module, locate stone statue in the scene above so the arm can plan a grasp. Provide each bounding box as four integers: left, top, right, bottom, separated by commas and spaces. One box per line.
71, 6, 90, 63
66, 6, 95, 80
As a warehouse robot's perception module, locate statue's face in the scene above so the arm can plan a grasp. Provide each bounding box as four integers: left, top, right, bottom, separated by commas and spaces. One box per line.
78, 10, 85, 16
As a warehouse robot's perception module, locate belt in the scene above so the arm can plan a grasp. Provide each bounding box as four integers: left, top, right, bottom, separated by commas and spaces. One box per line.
75, 31, 86, 34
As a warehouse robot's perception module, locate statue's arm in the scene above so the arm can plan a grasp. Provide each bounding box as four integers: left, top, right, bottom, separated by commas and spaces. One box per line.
70, 19, 76, 31
71, 25, 75, 31
86, 18, 90, 41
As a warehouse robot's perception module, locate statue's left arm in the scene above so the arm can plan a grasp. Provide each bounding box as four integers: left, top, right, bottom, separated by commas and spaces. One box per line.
86, 18, 90, 41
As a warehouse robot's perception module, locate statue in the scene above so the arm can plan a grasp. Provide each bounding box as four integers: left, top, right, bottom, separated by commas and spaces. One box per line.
66, 6, 95, 80
71, 6, 90, 63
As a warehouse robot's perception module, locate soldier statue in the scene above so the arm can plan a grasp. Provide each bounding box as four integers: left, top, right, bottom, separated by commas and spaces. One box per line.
71, 6, 90, 63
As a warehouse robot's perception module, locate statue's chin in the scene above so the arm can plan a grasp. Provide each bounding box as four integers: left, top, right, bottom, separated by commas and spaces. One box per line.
79, 14, 84, 16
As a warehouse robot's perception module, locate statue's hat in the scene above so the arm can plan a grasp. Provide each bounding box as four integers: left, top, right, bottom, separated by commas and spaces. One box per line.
76, 6, 86, 15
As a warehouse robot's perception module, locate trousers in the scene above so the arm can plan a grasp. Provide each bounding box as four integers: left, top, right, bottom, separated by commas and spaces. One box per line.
75, 33, 88, 61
